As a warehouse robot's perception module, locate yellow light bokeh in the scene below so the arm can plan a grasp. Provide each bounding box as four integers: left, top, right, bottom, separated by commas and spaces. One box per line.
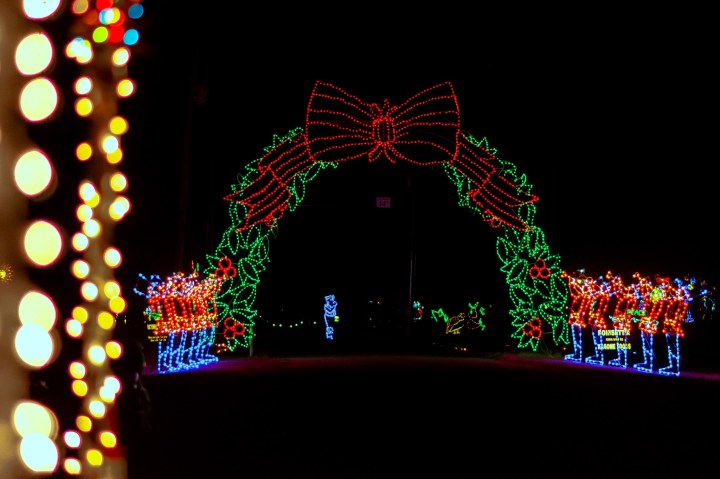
18, 290, 56, 330
19, 77, 59, 122
109, 196, 130, 220
86, 449, 104, 467
112, 47, 130, 66
109, 296, 126, 314
71, 232, 90, 252
76, 142, 93, 161
78, 181, 97, 201
12, 401, 58, 438
76, 203, 93, 222
109, 172, 128, 192
103, 247, 121, 267
75, 415, 92, 433
71, 259, 90, 279
117, 78, 135, 97
65, 318, 83, 338
109, 116, 128, 135
68, 361, 86, 379
97, 311, 114, 330
106, 148, 123, 164
14, 149, 54, 197
88, 400, 106, 419
63, 458, 81, 475
15, 32, 54, 76
82, 218, 101, 238
98, 431, 117, 449
72, 306, 89, 324
80, 281, 99, 301
103, 281, 121, 298
71, 379, 88, 397
74, 97, 93, 117
24, 220, 63, 266
106, 341, 123, 360
74, 76, 92, 95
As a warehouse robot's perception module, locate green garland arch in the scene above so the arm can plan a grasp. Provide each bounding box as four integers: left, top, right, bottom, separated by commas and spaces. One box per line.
202, 126, 569, 354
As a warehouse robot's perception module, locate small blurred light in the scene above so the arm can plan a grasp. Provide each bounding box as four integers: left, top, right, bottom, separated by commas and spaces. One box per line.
74, 76, 93, 95
63, 430, 82, 449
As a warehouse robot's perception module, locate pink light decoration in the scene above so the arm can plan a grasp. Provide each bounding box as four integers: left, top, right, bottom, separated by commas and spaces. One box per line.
225, 81, 539, 232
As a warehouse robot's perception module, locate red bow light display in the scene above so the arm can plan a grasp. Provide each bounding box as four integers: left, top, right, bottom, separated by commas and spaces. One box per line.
226, 81, 539, 231
305, 81, 461, 165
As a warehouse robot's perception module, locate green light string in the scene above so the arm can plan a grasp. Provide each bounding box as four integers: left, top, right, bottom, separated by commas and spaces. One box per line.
202, 128, 336, 352
444, 133, 569, 351
206, 128, 568, 353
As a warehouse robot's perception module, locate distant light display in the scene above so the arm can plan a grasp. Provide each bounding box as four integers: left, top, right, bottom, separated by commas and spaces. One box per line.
134, 268, 224, 373
430, 302, 488, 335
412, 300, 424, 321
562, 271, 714, 376
205, 81, 569, 352
323, 294, 337, 340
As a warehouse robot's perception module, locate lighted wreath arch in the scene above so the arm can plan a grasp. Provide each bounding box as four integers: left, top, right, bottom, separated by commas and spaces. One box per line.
202, 81, 569, 353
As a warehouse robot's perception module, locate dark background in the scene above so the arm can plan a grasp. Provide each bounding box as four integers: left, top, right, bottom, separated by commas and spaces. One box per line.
33, 3, 718, 344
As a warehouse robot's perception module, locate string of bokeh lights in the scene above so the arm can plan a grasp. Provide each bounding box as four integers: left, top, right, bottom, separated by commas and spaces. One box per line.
1, 0, 143, 477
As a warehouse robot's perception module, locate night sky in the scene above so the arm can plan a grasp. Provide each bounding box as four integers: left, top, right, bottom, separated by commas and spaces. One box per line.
108, 4, 717, 327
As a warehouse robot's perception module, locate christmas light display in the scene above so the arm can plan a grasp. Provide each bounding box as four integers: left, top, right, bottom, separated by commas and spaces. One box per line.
562, 271, 713, 376
323, 294, 337, 340
430, 302, 488, 335
134, 268, 224, 373
204, 81, 569, 352
412, 300, 424, 321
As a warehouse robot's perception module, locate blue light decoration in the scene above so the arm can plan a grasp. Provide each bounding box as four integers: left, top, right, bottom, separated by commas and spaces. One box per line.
561, 271, 714, 376
134, 269, 224, 373
323, 294, 337, 340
